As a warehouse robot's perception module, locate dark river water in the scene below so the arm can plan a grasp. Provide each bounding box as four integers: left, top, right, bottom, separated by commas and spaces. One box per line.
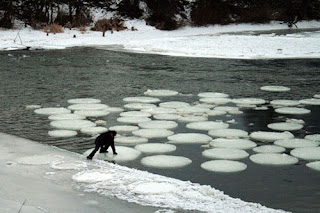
0, 47, 320, 213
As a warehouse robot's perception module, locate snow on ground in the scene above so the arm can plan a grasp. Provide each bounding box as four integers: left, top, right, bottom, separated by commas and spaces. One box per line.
0, 132, 286, 213
1, 20, 320, 59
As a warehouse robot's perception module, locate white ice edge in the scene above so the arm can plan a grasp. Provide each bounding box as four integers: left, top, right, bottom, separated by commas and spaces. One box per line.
1, 133, 287, 213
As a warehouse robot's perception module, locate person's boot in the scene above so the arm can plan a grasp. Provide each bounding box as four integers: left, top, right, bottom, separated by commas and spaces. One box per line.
87, 155, 93, 160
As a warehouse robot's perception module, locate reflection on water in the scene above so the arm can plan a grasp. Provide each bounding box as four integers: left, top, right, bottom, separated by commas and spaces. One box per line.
0, 48, 320, 212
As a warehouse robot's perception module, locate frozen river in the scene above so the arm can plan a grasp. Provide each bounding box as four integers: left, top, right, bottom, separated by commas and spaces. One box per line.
0, 47, 320, 212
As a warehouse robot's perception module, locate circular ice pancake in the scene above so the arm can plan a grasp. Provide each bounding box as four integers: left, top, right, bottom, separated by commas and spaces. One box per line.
178, 115, 208, 123
51, 161, 87, 170
250, 131, 294, 142
72, 170, 115, 183
134, 143, 176, 154
120, 111, 152, 117
201, 160, 247, 173
48, 130, 77, 138
210, 138, 256, 150
80, 127, 108, 135
117, 116, 151, 124
153, 113, 182, 120
144, 89, 178, 97
306, 161, 320, 172
314, 94, 320, 99
274, 138, 319, 149
50, 120, 96, 130
74, 110, 110, 117
267, 122, 303, 131
48, 113, 86, 120
214, 106, 239, 113
132, 129, 174, 139
299, 98, 320, 105
114, 136, 148, 146
26, 105, 41, 109
176, 106, 210, 114
84, 146, 141, 162
199, 97, 231, 105
270, 100, 300, 107
68, 104, 108, 111
202, 148, 249, 160
252, 145, 286, 153
206, 110, 227, 117
67, 98, 101, 104
232, 98, 266, 105
109, 125, 139, 132
186, 121, 229, 131
167, 133, 212, 144
159, 101, 190, 108
260, 86, 291, 92
105, 107, 124, 112
141, 155, 192, 169
34, 107, 71, 115
123, 97, 160, 103
275, 107, 311, 115
142, 107, 177, 115
250, 153, 298, 165
198, 92, 229, 98
290, 147, 320, 161
208, 129, 248, 138
17, 154, 63, 165
305, 134, 320, 142
123, 103, 157, 110
129, 182, 177, 194
138, 120, 178, 129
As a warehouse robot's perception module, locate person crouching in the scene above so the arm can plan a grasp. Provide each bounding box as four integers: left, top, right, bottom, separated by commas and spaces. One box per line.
87, 130, 117, 160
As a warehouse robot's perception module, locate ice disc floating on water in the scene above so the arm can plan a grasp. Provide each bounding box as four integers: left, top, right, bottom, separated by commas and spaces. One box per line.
176, 106, 210, 114
72, 170, 115, 183
120, 111, 152, 117
68, 103, 108, 111
260, 86, 291, 92
267, 122, 303, 131
132, 129, 174, 139
142, 107, 177, 115
17, 154, 63, 165
232, 98, 266, 105
202, 148, 249, 160
134, 143, 176, 154
84, 146, 141, 162
114, 136, 148, 146
178, 115, 208, 123
275, 107, 311, 115
48, 113, 86, 120
250, 131, 294, 142
117, 116, 151, 124
167, 133, 212, 144
199, 97, 231, 105
51, 161, 87, 170
144, 89, 178, 97
109, 125, 139, 132
208, 129, 248, 138
299, 98, 320, 105
74, 110, 110, 117
186, 121, 229, 131
48, 130, 77, 138
274, 138, 319, 148
250, 153, 298, 165
26, 104, 41, 109
80, 126, 108, 135
306, 161, 320, 172
123, 97, 160, 103
305, 134, 320, 142
314, 94, 320, 99
252, 145, 286, 153
67, 98, 101, 104
141, 155, 192, 168
201, 160, 247, 173
50, 119, 96, 130
138, 120, 178, 129
214, 106, 239, 113
270, 100, 300, 107
210, 138, 256, 149
124, 103, 157, 110
159, 101, 190, 108
34, 107, 71, 115
153, 113, 182, 120
290, 147, 320, 161
198, 92, 229, 98
129, 182, 177, 194
105, 107, 124, 112
206, 110, 227, 117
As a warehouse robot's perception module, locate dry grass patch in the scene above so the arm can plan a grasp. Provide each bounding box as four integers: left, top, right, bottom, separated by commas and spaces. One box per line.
43, 23, 64, 34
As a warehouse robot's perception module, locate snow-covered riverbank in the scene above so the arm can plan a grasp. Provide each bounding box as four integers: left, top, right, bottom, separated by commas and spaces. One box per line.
1, 20, 320, 59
